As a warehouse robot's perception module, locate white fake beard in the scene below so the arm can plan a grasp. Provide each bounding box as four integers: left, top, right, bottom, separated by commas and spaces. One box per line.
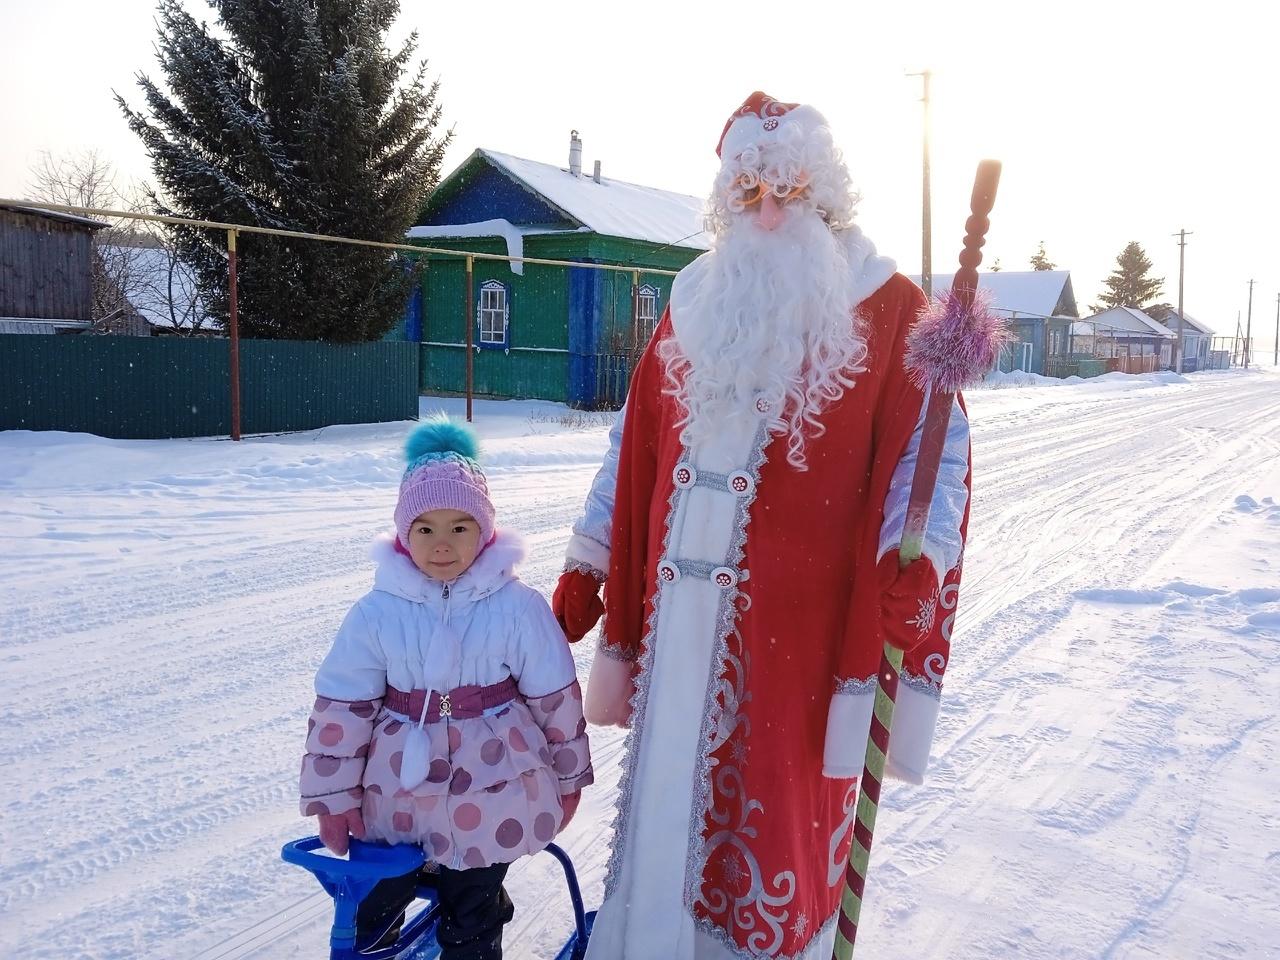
663, 210, 868, 470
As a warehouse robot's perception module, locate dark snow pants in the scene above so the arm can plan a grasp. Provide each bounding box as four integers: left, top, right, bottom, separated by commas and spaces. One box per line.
356, 860, 513, 960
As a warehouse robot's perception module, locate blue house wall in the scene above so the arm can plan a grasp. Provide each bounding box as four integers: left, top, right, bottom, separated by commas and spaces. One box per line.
424, 165, 570, 228
566, 261, 604, 407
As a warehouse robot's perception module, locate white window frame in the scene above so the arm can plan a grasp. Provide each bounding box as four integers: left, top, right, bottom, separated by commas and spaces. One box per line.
476, 280, 509, 348
636, 284, 659, 342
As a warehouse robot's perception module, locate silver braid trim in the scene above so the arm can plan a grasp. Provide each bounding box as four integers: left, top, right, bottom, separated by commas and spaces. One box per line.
833, 675, 878, 696
682, 419, 772, 925
596, 639, 639, 663
601, 478, 681, 899
563, 558, 606, 583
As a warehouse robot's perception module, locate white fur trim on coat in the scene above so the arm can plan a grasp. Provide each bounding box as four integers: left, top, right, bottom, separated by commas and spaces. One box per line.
584, 647, 635, 728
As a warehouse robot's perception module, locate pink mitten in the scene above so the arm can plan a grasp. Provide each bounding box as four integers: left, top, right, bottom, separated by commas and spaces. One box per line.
317, 807, 366, 856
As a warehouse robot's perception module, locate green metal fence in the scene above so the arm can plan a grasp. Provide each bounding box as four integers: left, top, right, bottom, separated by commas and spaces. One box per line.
0, 335, 418, 439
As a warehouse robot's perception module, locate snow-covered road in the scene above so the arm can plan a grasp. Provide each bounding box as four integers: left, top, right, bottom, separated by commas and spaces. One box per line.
1, 370, 1277, 960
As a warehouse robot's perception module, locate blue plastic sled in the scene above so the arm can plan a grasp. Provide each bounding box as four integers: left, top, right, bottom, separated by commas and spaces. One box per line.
282, 837, 595, 960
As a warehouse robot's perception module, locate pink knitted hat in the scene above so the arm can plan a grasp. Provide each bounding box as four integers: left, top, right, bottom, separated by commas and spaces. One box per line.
393, 417, 495, 548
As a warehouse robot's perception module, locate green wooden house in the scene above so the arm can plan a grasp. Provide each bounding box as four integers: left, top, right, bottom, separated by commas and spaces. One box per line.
402, 139, 710, 408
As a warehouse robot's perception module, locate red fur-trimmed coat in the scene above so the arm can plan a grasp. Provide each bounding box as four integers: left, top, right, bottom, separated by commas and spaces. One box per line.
572, 272, 971, 959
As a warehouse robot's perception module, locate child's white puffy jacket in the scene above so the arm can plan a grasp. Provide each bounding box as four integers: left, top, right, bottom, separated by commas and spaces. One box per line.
300, 531, 592, 869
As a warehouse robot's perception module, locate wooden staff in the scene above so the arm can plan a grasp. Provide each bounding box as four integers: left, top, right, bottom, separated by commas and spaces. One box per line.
833, 159, 1004, 959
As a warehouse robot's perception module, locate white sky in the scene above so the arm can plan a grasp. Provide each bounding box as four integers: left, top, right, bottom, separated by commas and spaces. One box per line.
2, 0, 1278, 350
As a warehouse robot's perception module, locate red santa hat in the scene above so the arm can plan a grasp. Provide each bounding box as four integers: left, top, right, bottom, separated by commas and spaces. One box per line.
715, 91, 830, 160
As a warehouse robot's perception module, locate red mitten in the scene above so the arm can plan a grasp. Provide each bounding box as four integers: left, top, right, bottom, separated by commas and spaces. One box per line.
558, 790, 582, 833
317, 808, 366, 856
877, 548, 939, 652
552, 569, 605, 643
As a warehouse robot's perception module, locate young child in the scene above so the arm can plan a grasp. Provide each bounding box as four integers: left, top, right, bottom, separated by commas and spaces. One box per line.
300, 418, 593, 959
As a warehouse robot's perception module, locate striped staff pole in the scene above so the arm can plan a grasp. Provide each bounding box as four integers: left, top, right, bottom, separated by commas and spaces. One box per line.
833, 159, 1004, 959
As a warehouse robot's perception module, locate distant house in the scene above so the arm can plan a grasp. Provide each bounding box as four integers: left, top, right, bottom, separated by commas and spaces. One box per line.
1, 204, 107, 332
1147, 306, 1214, 371
1075, 306, 1176, 373
911, 270, 1080, 375
105, 242, 214, 337
404, 137, 710, 408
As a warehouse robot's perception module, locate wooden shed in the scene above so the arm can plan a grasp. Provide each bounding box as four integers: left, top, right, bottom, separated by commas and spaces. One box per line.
0, 205, 108, 325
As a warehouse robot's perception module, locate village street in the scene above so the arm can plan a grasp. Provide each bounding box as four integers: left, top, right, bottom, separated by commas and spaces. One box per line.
1, 368, 1278, 959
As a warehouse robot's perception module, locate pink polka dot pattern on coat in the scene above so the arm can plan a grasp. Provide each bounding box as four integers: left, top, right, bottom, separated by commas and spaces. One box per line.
553, 748, 578, 775
450, 769, 473, 795
453, 802, 482, 831
495, 818, 524, 849
542, 691, 565, 712
522, 772, 540, 802
313, 755, 341, 777
534, 812, 557, 843
318, 723, 345, 748
301, 679, 592, 863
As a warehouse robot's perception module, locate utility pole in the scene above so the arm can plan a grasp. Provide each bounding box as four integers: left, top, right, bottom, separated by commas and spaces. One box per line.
1173, 230, 1191, 372
1274, 292, 1278, 367
1244, 279, 1254, 369
908, 70, 933, 297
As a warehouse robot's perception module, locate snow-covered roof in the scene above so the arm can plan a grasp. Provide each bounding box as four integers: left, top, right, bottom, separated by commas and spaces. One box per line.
105, 244, 209, 330
1080, 306, 1176, 339
1156, 310, 1214, 336
0, 317, 92, 333
464, 149, 712, 251
1, 204, 110, 230
909, 270, 1078, 318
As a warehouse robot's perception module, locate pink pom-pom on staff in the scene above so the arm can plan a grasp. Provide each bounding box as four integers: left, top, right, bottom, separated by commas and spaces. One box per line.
906, 286, 1006, 394
899, 159, 1006, 564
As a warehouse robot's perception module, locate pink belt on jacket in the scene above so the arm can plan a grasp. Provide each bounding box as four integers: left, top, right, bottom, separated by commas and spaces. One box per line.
384, 677, 518, 724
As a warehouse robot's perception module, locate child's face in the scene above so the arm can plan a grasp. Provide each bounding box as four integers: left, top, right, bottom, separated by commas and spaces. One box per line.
407, 509, 483, 582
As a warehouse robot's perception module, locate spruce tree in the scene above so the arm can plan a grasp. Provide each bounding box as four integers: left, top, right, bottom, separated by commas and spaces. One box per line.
1030, 241, 1056, 271
1093, 242, 1164, 312
118, 0, 450, 341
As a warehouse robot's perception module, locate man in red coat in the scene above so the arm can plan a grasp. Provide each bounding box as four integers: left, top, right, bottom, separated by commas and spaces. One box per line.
554, 93, 972, 960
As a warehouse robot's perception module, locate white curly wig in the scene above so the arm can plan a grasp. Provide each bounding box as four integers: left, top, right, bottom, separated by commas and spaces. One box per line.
662, 98, 869, 471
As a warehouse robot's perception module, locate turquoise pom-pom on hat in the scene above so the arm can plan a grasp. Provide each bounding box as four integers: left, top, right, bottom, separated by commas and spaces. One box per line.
404, 415, 481, 467
394, 416, 495, 548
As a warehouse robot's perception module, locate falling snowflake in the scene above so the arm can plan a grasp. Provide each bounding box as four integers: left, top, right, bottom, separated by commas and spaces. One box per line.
729, 738, 750, 765
721, 850, 747, 886
792, 912, 809, 938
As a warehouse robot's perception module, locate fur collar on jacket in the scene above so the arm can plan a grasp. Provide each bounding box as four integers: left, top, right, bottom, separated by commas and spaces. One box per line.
369, 529, 527, 605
